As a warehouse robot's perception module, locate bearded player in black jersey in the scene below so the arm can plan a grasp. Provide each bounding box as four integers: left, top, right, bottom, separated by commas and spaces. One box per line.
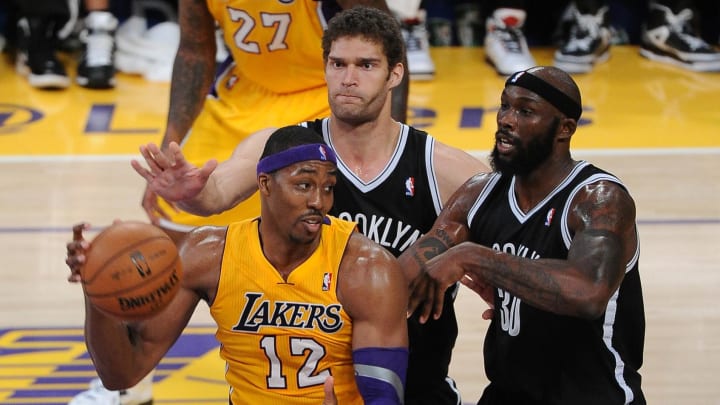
131, 7, 489, 405
400, 66, 646, 404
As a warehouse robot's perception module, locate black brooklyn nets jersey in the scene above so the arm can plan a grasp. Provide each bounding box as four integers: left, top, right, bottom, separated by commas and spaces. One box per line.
468, 162, 645, 405
304, 118, 462, 405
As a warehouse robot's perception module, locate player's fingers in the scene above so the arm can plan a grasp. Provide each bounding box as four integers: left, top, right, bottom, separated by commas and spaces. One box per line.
147, 143, 175, 169
65, 244, 86, 283
141, 190, 160, 223
407, 275, 428, 317
322, 376, 337, 405
142, 191, 170, 224
199, 159, 219, 178
65, 253, 85, 270
168, 142, 186, 167
139, 144, 164, 173
433, 283, 446, 321
130, 159, 154, 181
418, 288, 434, 324
72, 223, 89, 241
407, 280, 420, 315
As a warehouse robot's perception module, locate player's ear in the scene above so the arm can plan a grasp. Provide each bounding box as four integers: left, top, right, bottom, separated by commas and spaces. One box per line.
388, 62, 404, 89
557, 117, 577, 143
257, 173, 271, 195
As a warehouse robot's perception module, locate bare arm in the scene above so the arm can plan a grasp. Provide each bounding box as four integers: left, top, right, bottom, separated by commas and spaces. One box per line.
67, 224, 224, 389
131, 128, 275, 216
135, 0, 216, 223
162, 0, 217, 148
339, 232, 408, 350
176, 128, 274, 215
433, 142, 489, 205
397, 174, 487, 321
427, 180, 638, 320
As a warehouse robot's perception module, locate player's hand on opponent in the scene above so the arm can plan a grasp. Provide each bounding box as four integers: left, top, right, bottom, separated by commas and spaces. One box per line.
412, 242, 494, 322
322, 376, 338, 405
65, 222, 91, 283
407, 270, 438, 324
460, 274, 494, 320
131, 142, 218, 222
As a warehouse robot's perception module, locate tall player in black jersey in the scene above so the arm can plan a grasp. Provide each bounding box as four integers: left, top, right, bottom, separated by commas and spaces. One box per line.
131, 7, 489, 405
400, 66, 646, 404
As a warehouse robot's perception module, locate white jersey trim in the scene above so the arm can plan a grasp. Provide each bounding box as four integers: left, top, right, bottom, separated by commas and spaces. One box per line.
466, 172, 502, 226
316, 1, 329, 29
322, 119, 410, 193
508, 161, 590, 223
425, 135, 443, 216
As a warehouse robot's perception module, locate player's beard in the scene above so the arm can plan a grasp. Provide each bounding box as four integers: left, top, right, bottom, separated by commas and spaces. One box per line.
490, 117, 559, 176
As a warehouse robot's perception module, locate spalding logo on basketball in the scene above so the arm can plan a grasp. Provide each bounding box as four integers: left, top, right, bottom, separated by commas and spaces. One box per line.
81, 221, 183, 320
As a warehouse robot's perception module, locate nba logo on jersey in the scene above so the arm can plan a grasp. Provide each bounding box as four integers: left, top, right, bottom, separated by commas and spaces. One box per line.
405, 177, 415, 197
545, 208, 556, 226
322, 273, 332, 291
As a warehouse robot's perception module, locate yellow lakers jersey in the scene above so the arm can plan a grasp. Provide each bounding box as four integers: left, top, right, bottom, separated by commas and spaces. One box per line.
211, 216, 363, 405
206, 0, 327, 94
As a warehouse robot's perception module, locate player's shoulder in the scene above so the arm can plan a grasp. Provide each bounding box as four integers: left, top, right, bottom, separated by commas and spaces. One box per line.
345, 230, 396, 263
341, 231, 401, 281
339, 230, 405, 301
433, 140, 490, 176
179, 225, 228, 261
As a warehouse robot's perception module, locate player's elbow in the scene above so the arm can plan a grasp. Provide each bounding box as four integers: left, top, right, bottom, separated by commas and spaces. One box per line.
570, 286, 614, 320
96, 372, 143, 391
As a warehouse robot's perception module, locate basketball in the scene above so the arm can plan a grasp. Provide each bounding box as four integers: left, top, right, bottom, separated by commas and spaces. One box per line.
81, 221, 183, 321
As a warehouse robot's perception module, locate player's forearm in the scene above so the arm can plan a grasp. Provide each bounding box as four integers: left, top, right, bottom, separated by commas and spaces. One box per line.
398, 227, 455, 283
83, 301, 151, 389
162, 47, 215, 149
175, 164, 256, 216
454, 242, 612, 319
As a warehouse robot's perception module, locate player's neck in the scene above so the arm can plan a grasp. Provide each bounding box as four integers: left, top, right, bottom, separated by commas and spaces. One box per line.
513, 157, 578, 212
328, 117, 401, 180
257, 220, 320, 280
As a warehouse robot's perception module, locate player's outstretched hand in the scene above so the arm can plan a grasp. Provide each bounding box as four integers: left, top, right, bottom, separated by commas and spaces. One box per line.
322, 376, 337, 405
131, 142, 218, 203
65, 223, 90, 283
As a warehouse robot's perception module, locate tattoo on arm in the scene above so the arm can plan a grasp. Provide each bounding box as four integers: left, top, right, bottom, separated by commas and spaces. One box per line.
411, 229, 454, 271
166, 55, 211, 146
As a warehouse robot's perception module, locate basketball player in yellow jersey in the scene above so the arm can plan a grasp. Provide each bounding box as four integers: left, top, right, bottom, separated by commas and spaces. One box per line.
66, 126, 409, 405
144, 0, 406, 243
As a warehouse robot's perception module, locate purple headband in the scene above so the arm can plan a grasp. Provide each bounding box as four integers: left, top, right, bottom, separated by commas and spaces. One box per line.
256, 143, 337, 176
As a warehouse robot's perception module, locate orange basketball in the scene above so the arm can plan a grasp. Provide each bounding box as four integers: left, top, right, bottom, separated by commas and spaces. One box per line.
81, 221, 183, 321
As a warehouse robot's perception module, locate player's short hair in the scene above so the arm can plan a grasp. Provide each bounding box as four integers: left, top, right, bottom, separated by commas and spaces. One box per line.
322, 6, 405, 69
260, 125, 325, 159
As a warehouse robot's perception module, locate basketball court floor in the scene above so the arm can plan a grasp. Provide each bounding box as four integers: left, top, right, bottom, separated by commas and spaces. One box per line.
1, 46, 719, 404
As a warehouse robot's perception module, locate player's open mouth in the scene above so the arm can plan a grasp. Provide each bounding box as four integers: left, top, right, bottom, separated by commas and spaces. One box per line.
496, 136, 515, 153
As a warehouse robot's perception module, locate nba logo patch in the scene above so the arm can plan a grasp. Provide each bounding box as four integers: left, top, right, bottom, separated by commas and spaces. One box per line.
225, 75, 238, 90
545, 208, 556, 226
322, 273, 332, 291
405, 177, 415, 197
318, 145, 327, 160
